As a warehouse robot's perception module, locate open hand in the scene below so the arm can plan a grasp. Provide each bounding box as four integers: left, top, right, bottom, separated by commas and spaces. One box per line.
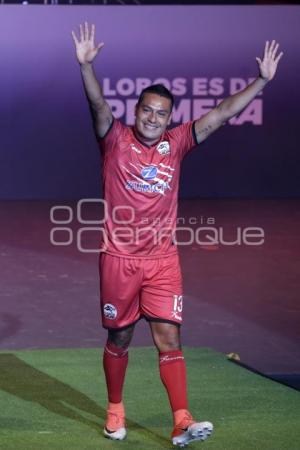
71, 22, 104, 65
256, 40, 283, 82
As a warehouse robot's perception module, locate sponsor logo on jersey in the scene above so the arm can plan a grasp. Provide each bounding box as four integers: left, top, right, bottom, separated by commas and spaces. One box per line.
156, 141, 170, 155
141, 166, 158, 181
126, 180, 170, 193
123, 162, 175, 196
103, 303, 117, 320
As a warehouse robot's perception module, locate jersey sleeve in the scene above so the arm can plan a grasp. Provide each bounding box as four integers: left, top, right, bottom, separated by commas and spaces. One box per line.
98, 119, 126, 156
168, 121, 198, 160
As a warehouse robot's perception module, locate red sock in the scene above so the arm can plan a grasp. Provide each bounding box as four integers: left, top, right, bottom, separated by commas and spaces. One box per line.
159, 350, 188, 414
103, 341, 128, 403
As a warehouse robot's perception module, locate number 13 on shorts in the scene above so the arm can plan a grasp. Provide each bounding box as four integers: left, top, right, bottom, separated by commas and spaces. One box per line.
172, 294, 183, 321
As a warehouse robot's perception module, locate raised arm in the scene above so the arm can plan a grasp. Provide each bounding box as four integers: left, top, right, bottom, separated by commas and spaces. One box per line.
194, 40, 283, 144
72, 22, 113, 139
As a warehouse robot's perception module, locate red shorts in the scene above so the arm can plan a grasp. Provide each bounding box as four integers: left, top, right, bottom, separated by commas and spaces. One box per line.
99, 252, 183, 329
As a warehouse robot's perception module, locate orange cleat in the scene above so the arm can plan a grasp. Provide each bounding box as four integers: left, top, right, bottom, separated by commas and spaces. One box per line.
172, 412, 213, 447
103, 404, 126, 441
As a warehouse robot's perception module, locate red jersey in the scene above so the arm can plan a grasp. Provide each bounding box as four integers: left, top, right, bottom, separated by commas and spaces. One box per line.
99, 119, 197, 257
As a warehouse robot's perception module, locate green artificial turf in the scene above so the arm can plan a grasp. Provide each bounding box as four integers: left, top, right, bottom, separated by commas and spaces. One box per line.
0, 347, 299, 450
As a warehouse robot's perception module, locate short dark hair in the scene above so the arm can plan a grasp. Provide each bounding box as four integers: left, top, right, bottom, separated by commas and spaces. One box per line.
137, 84, 174, 111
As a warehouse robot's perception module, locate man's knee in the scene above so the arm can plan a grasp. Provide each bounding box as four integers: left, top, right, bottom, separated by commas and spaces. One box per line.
107, 325, 135, 349
150, 322, 181, 352
157, 335, 181, 352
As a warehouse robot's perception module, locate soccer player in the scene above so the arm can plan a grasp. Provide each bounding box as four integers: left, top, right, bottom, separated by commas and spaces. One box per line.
72, 22, 282, 447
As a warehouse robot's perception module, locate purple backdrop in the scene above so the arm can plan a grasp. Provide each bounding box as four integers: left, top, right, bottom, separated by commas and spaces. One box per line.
0, 5, 299, 199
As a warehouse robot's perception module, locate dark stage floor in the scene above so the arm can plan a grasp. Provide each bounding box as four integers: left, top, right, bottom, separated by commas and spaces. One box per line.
0, 199, 299, 383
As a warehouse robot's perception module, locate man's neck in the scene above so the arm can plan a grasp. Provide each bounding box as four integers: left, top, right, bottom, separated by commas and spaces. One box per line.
133, 127, 161, 148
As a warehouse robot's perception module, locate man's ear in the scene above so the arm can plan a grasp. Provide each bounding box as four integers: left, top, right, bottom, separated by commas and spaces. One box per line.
167, 113, 172, 125
134, 103, 138, 117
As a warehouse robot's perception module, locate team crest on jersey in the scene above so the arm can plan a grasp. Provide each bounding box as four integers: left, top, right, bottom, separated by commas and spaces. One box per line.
156, 141, 170, 155
103, 303, 117, 320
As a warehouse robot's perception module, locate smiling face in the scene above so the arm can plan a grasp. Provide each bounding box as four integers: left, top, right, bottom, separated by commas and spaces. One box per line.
134, 93, 172, 146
